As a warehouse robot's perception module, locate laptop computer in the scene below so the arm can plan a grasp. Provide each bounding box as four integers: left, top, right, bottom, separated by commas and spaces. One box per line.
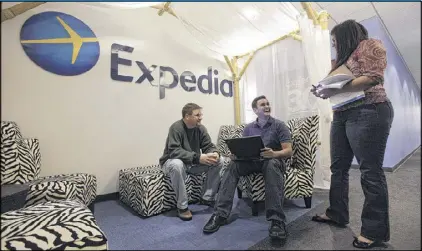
225, 136, 265, 161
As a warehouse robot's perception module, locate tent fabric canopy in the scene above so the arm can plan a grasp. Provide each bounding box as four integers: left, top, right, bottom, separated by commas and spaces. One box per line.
2, 2, 303, 58
170, 2, 300, 56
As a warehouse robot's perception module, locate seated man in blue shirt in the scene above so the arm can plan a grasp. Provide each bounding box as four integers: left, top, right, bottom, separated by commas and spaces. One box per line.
203, 95, 293, 240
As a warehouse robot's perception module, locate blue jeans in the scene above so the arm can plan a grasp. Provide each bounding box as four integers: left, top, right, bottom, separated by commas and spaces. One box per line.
215, 159, 286, 222
326, 101, 394, 242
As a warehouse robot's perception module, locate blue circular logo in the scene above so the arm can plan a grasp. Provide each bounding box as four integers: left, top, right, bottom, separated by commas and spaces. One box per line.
20, 11, 100, 76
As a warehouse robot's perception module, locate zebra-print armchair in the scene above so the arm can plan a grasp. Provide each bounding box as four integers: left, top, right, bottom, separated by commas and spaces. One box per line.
216, 115, 319, 216
0, 121, 97, 210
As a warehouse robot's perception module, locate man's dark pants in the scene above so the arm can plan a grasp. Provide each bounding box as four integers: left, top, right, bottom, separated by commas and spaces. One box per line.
326, 101, 394, 242
214, 158, 286, 223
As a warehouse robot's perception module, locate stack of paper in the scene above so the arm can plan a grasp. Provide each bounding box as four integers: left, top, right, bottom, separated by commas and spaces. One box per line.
315, 65, 365, 109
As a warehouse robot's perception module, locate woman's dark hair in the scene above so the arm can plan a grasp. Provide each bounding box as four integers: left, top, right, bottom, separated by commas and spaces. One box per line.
330, 19, 368, 73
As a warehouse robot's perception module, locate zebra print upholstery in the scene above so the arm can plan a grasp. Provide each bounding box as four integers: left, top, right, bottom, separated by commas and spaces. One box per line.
1, 121, 97, 208
1, 138, 41, 185
216, 115, 319, 213
1, 200, 108, 250
1, 121, 41, 185
119, 165, 206, 217
25, 173, 97, 207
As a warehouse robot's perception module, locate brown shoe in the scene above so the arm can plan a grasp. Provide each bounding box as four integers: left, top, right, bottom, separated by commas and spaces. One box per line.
178, 208, 192, 221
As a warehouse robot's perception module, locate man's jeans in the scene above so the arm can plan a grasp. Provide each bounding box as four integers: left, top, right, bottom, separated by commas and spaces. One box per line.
162, 157, 224, 210
215, 159, 286, 223
326, 101, 394, 242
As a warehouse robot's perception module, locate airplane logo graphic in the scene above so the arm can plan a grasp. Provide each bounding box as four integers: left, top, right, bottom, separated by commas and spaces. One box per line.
20, 11, 100, 76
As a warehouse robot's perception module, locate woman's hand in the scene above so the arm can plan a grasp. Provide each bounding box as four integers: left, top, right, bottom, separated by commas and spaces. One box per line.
310, 85, 339, 99
317, 88, 340, 99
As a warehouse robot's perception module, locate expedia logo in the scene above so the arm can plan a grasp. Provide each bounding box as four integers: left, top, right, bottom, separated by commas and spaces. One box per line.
20, 11, 100, 76
111, 43, 233, 99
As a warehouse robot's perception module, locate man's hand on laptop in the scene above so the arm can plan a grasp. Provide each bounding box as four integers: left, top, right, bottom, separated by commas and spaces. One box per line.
260, 147, 276, 159
200, 153, 218, 165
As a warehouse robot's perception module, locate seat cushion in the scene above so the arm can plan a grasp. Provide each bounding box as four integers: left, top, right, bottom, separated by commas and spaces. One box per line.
1, 200, 107, 250
26, 173, 97, 207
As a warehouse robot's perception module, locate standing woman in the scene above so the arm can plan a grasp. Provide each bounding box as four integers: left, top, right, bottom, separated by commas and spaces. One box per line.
311, 20, 394, 249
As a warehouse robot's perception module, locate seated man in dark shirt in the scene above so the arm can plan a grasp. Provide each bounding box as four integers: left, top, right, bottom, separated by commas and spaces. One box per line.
160, 103, 223, 221
203, 95, 293, 241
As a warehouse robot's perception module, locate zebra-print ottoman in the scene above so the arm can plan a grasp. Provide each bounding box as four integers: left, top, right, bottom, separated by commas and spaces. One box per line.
1, 200, 108, 250
25, 173, 97, 209
119, 165, 205, 217
216, 115, 319, 216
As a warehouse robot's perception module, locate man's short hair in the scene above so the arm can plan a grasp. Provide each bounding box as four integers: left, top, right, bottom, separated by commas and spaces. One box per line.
182, 103, 202, 118
251, 95, 267, 109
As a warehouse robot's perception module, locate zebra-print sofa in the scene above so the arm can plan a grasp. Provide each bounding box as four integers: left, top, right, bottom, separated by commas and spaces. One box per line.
0, 121, 97, 209
118, 165, 209, 217
1, 200, 108, 250
216, 115, 319, 216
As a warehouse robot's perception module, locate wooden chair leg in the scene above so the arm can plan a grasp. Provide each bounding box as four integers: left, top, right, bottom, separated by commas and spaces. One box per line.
236, 187, 243, 199
304, 196, 312, 208
252, 201, 259, 216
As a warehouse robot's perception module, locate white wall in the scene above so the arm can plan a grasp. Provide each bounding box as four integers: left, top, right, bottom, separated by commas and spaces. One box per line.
1, 3, 234, 195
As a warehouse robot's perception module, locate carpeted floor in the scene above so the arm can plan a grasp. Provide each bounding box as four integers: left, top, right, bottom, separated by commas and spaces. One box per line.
94, 148, 420, 250
250, 148, 421, 250
94, 192, 323, 250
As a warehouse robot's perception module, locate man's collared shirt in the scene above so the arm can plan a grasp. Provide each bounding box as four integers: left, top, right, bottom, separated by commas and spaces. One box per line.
243, 117, 291, 151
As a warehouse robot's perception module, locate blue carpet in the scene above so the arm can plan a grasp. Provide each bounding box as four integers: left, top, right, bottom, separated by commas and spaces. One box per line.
94, 195, 323, 250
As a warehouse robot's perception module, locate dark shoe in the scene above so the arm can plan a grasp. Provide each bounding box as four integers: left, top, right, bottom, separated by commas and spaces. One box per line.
199, 198, 215, 207
352, 237, 384, 249
311, 214, 347, 227
178, 208, 192, 221
203, 214, 227, 234
269, 220, 287, 240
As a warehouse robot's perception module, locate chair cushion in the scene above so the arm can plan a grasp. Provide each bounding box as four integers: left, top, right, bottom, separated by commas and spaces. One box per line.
26, 173, 97, 207
1, 200, 108, 250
